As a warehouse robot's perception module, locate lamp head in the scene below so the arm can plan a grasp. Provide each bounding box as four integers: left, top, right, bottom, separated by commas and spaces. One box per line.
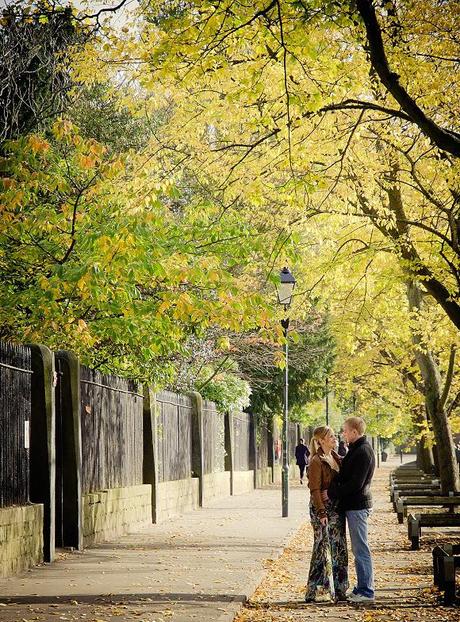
277, 267, 296, 307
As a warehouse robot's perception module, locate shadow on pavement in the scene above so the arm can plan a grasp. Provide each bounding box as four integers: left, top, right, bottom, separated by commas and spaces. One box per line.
93, 542, 275, 551
0, 592, 247, 605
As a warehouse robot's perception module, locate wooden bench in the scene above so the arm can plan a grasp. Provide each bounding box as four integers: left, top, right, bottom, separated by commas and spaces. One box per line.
389, 469, 425, 484
392, 488, 442, 512
432, 544, 460, 604
390, 475, 437, 485
408, 512, 460, 550
390, 482, 440, 503
390, 477, 437, 488
396, 495, 460, 523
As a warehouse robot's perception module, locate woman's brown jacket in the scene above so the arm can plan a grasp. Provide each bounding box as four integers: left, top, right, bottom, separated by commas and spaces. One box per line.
307, 449, 341, 516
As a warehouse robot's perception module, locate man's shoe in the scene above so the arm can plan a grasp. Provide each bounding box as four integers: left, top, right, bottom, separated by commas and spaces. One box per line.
304, 592, 315, 603
335, 592, 348, 602
349, 593, 375, 603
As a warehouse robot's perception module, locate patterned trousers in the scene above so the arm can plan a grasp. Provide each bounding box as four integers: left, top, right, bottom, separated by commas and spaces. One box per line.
306, 500, 349, 598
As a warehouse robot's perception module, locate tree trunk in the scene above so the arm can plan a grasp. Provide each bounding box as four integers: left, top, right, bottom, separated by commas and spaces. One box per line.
406, 281, 459, 493
414, 406, 435, 473
416, 439, 435, 474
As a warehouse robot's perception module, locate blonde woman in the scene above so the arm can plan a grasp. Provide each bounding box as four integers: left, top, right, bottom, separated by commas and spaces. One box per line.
305, 426, 348, 603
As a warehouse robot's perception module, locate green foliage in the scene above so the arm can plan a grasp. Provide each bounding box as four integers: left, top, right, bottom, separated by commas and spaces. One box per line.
242, 315, 336, 419
0, 120, 275, 383
69, 83, 153, 153
199, 368, 251, 413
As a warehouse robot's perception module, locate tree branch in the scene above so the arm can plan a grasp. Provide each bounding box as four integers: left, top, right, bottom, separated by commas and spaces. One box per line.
197, 355, 230, 391
355, 0, 460, 156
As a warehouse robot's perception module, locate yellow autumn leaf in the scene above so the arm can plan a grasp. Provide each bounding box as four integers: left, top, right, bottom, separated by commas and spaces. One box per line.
28, 134, 50, 154
52, 118, 74, 139
77, 154, 97, 170
77, 319, 88, 332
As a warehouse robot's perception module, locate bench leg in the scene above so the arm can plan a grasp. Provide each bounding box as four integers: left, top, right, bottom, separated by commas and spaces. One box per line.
442, 557, 456, 605
396, 499, 404, 523
408, 517, 420, 550
432, 547, 444, 587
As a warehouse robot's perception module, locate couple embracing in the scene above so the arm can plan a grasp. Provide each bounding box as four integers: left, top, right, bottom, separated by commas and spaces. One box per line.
305, 416, 375, 604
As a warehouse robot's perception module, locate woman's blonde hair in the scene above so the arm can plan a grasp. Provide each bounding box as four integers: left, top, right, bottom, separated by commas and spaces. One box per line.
309, 425, 334, 458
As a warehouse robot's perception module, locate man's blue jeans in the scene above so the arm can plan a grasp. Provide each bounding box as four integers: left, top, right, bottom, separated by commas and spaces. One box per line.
346, 509, 374, 597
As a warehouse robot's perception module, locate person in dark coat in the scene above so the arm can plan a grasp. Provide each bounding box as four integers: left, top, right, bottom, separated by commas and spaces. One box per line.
338, 439, 348, 457
295, 438, 310, 484
328, 416, 375, 603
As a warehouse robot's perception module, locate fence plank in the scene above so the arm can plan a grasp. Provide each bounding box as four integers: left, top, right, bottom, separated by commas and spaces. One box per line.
257, 420, 269, 471
80, 366, 143, 494
0, 341, 31, 507
233, 411, 251, 471
202, 401, 225, 475
155, 391, 193, 482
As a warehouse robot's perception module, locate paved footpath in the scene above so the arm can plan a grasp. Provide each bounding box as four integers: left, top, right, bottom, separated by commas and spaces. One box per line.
0, 483, 308, 622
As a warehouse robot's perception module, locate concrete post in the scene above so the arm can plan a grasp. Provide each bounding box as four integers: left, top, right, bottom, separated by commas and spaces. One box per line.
143, 387, 159, 523
249, 412, 257, 489
55, 351, 82, 551
224, 412, 234, 495
29, 344, 56, 563
189, 392, 204, 507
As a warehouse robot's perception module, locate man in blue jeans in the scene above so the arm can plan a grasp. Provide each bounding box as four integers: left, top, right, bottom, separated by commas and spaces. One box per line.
328, 416, 376, 603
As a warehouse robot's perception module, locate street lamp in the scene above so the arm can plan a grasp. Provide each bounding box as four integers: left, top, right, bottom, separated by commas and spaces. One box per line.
276, 267, 296, 518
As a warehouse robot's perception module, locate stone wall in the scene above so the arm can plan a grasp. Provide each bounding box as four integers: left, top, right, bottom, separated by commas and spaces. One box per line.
83, 484, 151, 547
255, 466, 272, 488
0, 504, 43, 577
232, 470, 255, 495
202, 471, 231, 505
272, 464, 301, 485
157, 478, 200, 521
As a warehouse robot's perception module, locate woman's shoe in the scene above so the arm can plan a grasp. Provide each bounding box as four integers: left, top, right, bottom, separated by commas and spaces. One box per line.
314, 592, 332, 603
335, 591, 348, 603
304, 592, 315, 603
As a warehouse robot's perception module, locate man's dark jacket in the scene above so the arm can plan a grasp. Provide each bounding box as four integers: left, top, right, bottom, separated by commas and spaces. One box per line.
295, 443, 310, 466
328, 435, 375, 511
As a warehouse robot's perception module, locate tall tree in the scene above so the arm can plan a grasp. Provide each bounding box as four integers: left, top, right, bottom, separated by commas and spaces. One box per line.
87, 0, 459, 329
0, 1, 81, 142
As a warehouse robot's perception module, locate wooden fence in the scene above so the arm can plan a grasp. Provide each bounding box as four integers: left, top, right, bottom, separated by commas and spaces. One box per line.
0, 335, 308, 506
155, 391, 193, 482
80, 366, 143, 494
0, 341, 32, 507
202, 400, 225, 474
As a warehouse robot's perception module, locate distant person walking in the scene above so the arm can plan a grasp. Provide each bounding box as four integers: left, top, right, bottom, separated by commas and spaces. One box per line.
295, 438, 310, 484
328, 416, 376, 603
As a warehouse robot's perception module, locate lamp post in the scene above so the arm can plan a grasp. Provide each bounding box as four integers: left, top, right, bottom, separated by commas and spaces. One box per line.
277, 267, 296, 518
